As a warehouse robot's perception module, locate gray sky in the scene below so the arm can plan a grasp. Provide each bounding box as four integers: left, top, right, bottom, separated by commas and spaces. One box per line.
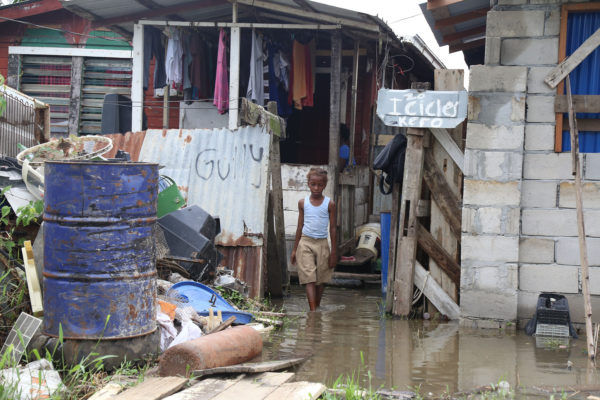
316, 0, 469, 85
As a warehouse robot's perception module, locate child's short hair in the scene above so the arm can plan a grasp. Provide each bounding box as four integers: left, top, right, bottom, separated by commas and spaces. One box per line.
307, 167, 328, 182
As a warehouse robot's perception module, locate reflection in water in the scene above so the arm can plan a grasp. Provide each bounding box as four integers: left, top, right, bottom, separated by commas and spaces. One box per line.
262, 286, 600, 395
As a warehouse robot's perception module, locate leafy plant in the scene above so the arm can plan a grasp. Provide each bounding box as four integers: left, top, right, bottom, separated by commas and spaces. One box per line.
322, 351, 382, 400
0, 74, 6, 117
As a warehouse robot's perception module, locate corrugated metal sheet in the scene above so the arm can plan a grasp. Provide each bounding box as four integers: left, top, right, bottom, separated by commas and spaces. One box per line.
103, 131, 147, 160
137, 126, 271, 297
562, 11, 600, 153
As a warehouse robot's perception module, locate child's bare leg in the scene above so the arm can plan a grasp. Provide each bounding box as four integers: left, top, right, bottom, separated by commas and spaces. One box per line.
305, 282, 318, 311
315, 284, 325, 308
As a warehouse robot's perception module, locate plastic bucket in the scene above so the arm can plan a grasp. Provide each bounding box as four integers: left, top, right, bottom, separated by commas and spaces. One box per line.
380, 212, 391, 297
157, 175, 185, 218
356, 223, 381, 258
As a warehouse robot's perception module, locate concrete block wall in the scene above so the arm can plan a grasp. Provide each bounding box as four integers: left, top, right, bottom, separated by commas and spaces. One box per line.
463, 1, 600, 327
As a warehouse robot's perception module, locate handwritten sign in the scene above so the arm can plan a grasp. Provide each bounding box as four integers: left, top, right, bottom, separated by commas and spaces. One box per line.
377, 89, 467, 128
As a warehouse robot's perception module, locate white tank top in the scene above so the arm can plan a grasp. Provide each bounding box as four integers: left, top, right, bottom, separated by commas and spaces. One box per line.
302, 195, 330, 239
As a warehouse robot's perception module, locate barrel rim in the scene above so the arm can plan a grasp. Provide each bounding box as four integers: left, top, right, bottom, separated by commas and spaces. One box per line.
44, 160, 159, 166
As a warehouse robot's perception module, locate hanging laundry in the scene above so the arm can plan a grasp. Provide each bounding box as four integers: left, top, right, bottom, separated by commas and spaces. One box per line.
288, 39, 314, 109
214, 28, 229, 114
143, 26, 166, 91
267, 44, 291, 117
165, 27, 183, 88
190, 32, 208, 99
247, 30, 267, 104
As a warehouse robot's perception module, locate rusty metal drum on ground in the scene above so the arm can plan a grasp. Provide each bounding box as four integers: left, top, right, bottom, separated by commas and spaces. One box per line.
42, 161, 159, 340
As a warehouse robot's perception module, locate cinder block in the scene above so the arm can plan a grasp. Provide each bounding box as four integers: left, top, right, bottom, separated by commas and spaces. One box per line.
460, 289, 518, 320
470, 65, 527, 92
523, 153, 574, 180
526, 96, 555, 123
584, 210, 600, 237
559, 182, 600, 208
485, 37, 501, 65
585, 154, 600, 180
462, 207, 502, 234
544, 9, 561, 36
519, 264, 579, 293
522, 209, 577, 237
487, 11, 545, 37
521, 180, 557, 208
524, 124, 555, 150
498, 0, 528, 4
589, 267, 600, 295
466, 123, 524, 151
530, 0, 564, 4
464, 150, 523, 181
461, 264, 518, 291
463, 180, 520, 206
556, 237, 600, 266
467, 93, 525, 125
519, 237, 555, 263
528, 67, 556, 94
501, 38, 559, 65
462, 235, 519, 263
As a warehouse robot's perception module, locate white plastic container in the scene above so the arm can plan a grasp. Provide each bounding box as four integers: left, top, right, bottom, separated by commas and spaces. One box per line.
356, 223, 381, 257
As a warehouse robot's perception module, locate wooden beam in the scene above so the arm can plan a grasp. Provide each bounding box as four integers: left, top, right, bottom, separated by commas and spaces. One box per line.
429, 128, 465, 173
415, 261, 460, 319
329, 30, 342, 247
433, 7, 489, 29
235, 0, 380, 32
131, 24, 144, 132
91, 0, 227, 28
22, 241, 43, 317
422, 150, 462, 241
315, 49, 367, 57
555, 95, 600, 113
0, 0, 62, 24
416, 223, 460, 286
393, 127, 426, 317
427, 0, 464, 10
545, 28, 600, 89
68, 57, 83, 136
449, 38, 485, 53
229, 5, 241, 130
565, 118, 600, 132
442, 25, 486, 44
292, 0, 316, 12
349, 41, 360, 167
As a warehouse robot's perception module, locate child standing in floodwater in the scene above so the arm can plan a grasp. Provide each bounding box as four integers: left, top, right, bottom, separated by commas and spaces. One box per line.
291, 167, 337, 311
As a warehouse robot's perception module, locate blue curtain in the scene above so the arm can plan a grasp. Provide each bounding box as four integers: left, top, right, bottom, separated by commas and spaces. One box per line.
562, 12, 600, 152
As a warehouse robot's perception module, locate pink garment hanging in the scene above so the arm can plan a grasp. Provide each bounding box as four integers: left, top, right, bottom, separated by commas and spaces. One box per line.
213, 28, 229, 114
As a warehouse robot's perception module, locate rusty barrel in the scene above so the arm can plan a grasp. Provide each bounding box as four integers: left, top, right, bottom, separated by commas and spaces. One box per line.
159, 326, 263, 377
43, 161, 159, 340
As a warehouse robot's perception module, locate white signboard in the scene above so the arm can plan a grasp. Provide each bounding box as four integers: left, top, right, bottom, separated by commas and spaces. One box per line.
377, 89, 467, 128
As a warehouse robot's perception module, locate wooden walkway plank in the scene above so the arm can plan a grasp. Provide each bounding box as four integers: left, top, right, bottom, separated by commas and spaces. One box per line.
211, 372, 294, 400
415, 261, 460, 320
192, 358, 305, 378
113, 377, 188, 400
164, 375, 245, 400
88, 383, 123, 400
264, 382, 327, 400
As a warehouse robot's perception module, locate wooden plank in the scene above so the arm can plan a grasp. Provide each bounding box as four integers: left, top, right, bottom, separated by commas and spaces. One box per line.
228, 22, 240, 130
449, 38, 486, 53
329, 30, 342, 247
442, 26, 486, 44
69, 57, 83, 136
7, 54, 21, 90
349, 41, 360, 167
434, 7, 489, 29
427, 0, 463, 10
415, 261, 460, 320
566, 77, 595, 361
565, 118, 600, 132
422, 150, 462, 241
89, 383, 124, 400
22, 241, 43, 317
131, 24, 144, 132
555, 95, 600, 113
333, 272, 380, 280
113, 377, 188, 400
211, 372, 294, 400
416, 200, 430, 217
416, 223, 460, 286
429, 128, 464, 173
264, 382, 326, 400
164, 376, 245, 400
10, 46, 132, 59
546, 28, 600, 89
0, 0, 62, 23
393, 128, 426, 317
193, 359, 305, 378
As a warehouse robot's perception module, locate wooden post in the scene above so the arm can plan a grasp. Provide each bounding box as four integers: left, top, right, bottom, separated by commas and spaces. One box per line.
267, 101, 289, 289
131, 23, 144, 132
6, 54, 20, 90
567, 76, 595, 361
392, 127, 426, 316
384, 183, 400, 313
163, 85, 170, 129
68, 56, 83, 136
228, 2, 241, 130
349, 40, 359, 166
329, 30, 342, 245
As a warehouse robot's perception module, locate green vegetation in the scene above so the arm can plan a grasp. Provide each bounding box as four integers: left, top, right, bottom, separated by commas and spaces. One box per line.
323, 352, 382, 400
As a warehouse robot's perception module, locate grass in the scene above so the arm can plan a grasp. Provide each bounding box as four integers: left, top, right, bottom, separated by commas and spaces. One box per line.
322, 352, 382, 400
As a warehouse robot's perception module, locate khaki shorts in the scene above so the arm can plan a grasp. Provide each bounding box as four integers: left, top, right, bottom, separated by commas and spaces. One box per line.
297, 235, 333, 285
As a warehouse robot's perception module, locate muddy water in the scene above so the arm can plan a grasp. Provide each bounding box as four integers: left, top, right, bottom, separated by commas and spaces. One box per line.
262, 285, 600, 396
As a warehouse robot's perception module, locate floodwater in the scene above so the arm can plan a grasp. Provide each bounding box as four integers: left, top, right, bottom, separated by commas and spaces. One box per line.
262, 285, 600, 397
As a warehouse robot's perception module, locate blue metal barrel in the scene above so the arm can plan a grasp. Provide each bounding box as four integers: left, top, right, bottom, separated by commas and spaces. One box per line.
43, 161, 158, 340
